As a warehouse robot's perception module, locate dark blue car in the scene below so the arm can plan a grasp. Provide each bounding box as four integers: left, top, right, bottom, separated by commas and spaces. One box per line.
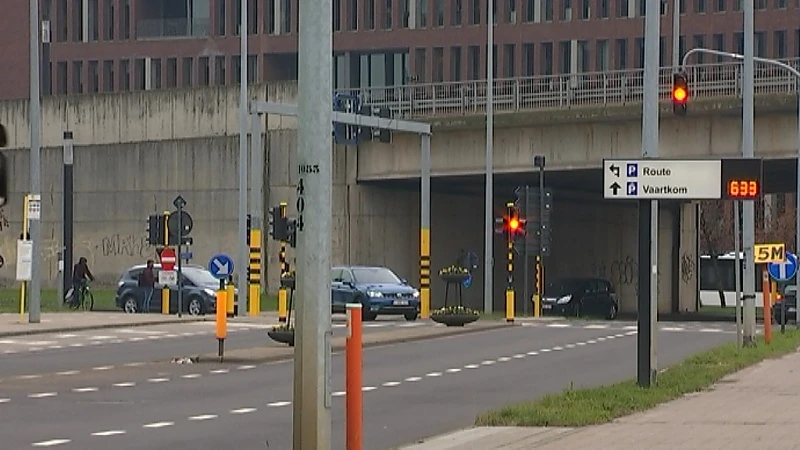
331, 265, 420, 321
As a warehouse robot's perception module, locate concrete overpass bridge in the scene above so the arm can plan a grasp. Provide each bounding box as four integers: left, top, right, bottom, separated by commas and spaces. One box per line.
0, 59, 798, 315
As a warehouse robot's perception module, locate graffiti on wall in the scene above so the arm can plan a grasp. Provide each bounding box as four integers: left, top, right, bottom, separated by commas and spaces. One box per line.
591, 255, 639, 296
99, 234, 153, 258
680, 252, 695, 284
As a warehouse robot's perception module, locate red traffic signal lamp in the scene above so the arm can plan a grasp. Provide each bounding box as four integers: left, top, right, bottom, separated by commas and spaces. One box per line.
504, 203, 526, 237
672, 71, 689, 116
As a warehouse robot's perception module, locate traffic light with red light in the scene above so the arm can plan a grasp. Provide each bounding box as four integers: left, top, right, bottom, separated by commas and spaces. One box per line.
504, 203, 526, 238
672, 71, 689, 116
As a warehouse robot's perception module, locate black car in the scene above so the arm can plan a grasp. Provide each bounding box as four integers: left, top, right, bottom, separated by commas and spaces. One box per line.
774, 286, 797, 325
115, 264, 230, 315
541, 277, 619, 319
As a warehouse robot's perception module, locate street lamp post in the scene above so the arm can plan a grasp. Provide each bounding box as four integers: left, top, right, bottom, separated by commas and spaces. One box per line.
681, 48, 800, 329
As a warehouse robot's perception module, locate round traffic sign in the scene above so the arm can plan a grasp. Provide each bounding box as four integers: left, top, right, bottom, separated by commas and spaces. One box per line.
167, 211, 193, 237
160, 247, 177, 271
768, 252, 798, 281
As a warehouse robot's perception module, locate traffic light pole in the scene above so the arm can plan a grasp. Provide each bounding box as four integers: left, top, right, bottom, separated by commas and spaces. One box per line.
681, 46, 800, 334
62, 132, 74, 301
250, 113, 264, 317
505, 203, 514, 323
638, 0, 660, 388
29, 0, 43, 324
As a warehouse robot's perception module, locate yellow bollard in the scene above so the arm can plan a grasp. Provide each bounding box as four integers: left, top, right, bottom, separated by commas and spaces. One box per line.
249, 284, 260, 316
505, 289, 515, 323
226, 281, 235, 317
771, 281, 778, 305
162, 287, 170, 314
533, 294, 541, 318
216, 286, 227, 361
278, 288, 288, 322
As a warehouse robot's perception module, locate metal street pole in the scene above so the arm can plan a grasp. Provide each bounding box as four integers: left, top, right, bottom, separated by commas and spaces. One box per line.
637, 0, 659, 388
734, 200, 743, 347
238, 0, 249, 318
672, 0, 680, 69
483, 0, 494, 314
741, 0, 756, 346
251, 113, 264, 307
63, 131, 74, 302
293, 0, 333, 442
29, 0, 42, 324
796, 86, 800, 328
420, 133, 431, 319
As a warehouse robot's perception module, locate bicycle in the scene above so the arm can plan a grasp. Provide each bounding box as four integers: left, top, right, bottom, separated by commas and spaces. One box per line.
64, 282, 94, 311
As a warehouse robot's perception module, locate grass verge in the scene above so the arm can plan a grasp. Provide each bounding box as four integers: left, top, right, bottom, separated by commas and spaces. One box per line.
475, 329, 800, 427
0, 288, 278, 314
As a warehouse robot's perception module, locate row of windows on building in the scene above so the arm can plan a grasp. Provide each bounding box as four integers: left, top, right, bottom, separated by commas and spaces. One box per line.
49, 30, 800, 95
45, 0, 800, 44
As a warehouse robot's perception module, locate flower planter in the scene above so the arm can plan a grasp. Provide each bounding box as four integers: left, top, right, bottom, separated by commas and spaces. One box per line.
431, 313, 479, 327
280, 277, 296, 290
267, 328, 295, 346
439, 273, 469, 284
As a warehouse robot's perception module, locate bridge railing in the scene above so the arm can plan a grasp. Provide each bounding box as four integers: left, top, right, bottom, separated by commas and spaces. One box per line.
335, 58, 800, 119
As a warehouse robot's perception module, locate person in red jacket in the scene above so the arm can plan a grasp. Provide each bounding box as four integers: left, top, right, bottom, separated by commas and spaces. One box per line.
138, 260, 156, 313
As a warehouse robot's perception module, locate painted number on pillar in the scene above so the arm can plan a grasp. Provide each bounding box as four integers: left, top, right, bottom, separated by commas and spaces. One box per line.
296, 178, 305, 232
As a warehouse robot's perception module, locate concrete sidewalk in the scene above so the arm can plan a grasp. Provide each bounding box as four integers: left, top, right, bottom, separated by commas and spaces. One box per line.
400, 349, 800, 450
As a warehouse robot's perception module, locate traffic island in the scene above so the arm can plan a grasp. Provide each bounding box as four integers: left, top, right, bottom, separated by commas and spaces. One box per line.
474, 329, 800, 428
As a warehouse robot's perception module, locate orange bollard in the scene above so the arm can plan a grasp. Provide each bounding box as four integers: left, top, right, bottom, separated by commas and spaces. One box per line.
216, 283, 227, 361
346, 303, 363, 450
761, 268, 772, 344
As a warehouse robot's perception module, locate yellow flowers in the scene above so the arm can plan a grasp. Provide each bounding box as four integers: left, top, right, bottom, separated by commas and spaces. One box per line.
431, 305, 480, 316
438, 265, 469, 276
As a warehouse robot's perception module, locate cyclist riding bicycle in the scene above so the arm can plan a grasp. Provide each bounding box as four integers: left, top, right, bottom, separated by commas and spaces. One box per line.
71, 257, 95, 306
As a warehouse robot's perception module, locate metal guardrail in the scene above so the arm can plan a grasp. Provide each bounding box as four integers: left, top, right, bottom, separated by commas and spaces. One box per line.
335, 58, 800, 120
136, 18, 210, 40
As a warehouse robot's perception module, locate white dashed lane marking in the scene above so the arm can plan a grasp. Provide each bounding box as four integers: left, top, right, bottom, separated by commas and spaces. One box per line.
31, 439, 71, 447
189, 414, 217, 421
143, 422, 174, 429
91, 430, 126, 437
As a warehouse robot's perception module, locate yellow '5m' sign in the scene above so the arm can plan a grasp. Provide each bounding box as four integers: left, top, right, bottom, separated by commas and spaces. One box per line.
754, 243, 786, 264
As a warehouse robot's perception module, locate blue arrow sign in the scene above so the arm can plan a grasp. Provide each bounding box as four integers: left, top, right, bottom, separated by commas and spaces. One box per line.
768, 252, 798, 281
208, 254, 235, 280
462, 273, 473, 288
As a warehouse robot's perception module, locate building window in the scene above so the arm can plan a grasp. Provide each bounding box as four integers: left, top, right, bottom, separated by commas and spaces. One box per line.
88, 0, 99, 41
558, 41, 571, 73
333, 0, 341, 31
452, 0, 463, 24
596, 39, 609, 71
151, 58, 162, 89
233, 55, 241, 83
776, 0, 787, 8
56, 0, 68, 42
103, 0, 114, 40
540, 42, 553, 75
72, 60, 84, 93
56, 61, 68, 94
450, 47, 462, 81
618, 0, 628, 17
755, 31, 766, 57
102, 60, 114, 91
71, 0, 82, 41
523, 43, 535, 75
199, 56, 210, 86
366, 0, 376, 29
166, 58, 178, 88
121, 0, 130, 39
217, 0, 226, 35
468, 45, 480, 79
349, 0, 359, 30
714, 0, 725, 12
182, 57, 193, 87
733, 0, 742, 9
433, 47, 444, 81
580, 0, 590, 18
135, 58, 147, 90
436, 0, 445, 25
755, 0, 765, 8
615, 38, 627, 69
215, 56, 226, 85
544, 0, 553, 20
598, 0, 608, 17
504, 44, 515, 77
384, 0, 393, 28
714, 33, 726, 61
733, 32, 743, 55
470, 0, 480, 24
695, 0, 706, 13
693, 35, 705, 63
248, 55, 258, 83
577, 40, 589, 72
634, 37, 644, 68
561, 0, 572, 20
120, 59, 130, 90
507, 0, 517, 22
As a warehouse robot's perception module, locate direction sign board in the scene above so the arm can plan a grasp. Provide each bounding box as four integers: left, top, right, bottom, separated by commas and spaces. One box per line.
208, 254, 234, 280
768, 253, 798, 281
603, 159, 722, 200
755, 243, 785, 264
159, 270, 178, 285
160, 247, 177, 271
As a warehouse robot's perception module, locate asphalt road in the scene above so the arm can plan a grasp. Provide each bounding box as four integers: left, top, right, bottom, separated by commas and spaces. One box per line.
0, 320, 738, 450
0, 316, 430, 379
